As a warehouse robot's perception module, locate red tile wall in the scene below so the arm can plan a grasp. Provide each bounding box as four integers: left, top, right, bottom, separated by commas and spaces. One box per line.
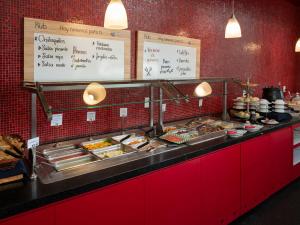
0, 0, 299, 143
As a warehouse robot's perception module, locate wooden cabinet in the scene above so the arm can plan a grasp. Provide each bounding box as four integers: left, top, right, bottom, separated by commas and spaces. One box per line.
144, 158, 202, 225
55, 177, 146, 225
199, 144, 241, 225
0, 206, 55, 225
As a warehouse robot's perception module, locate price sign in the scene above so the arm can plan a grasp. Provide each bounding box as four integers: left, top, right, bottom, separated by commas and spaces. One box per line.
27, 137, 40, 149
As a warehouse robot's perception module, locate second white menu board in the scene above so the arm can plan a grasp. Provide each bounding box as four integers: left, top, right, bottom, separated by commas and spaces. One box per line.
137, 31, 201, 80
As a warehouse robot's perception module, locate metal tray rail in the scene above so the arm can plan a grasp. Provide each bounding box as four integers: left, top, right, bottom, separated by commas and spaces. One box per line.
52, 154, 100, 172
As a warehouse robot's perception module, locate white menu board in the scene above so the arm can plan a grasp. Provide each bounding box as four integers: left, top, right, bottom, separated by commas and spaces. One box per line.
137, 31, 201, 80
24, 18, 131, 82
33, 33, 124, 81
142, 41, 196, 80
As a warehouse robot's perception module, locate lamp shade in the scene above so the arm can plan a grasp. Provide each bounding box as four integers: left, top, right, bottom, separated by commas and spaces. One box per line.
194, 82, 212, 98
83, 82, 106, 105
104, 0, 128, 30
296, 38, 300, 52
225, 14, 242, 38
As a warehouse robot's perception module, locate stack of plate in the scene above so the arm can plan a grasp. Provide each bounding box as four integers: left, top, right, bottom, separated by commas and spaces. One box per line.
233, 99, 246, 110
272, 99, 286, 113
249, 102, 259, 110
258, 99, 271, 113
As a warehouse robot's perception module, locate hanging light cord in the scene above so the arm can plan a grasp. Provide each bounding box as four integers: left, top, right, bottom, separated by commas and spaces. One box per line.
232, 0, 235, 15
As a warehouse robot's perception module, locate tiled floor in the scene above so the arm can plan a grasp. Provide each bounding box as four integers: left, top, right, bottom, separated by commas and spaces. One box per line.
231, 178, 300, 225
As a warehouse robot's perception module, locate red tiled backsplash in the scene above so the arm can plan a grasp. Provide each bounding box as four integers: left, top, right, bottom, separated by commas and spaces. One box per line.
0, 0, 299, 143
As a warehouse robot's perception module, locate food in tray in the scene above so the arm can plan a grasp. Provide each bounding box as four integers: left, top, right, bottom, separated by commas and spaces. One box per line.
96, 149, 125, 159
122, 136, 147, 147
197, 124, 224, 135
128, 139, 144, 145
82, 140, 113, 150
139, 140, 166, 152
163, 126, 177, 133
160, 134, 185, 144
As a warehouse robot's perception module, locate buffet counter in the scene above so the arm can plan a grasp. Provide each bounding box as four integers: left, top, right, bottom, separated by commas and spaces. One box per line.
1, 117, 300, 225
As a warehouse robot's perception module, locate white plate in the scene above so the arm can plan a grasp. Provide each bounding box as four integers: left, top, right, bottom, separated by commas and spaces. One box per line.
274, 105, 287, 109
258, 110, 270, 113
274, 110, 286, 113
261, 119, 279, 125
273, 100, 285, 105
234, 102, 246, 106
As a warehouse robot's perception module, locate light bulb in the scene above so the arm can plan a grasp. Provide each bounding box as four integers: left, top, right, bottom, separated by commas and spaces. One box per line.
88, 94, 95, 101
295, 38, 300, 52
225, 14, 242, 39
104, 0, 128, 30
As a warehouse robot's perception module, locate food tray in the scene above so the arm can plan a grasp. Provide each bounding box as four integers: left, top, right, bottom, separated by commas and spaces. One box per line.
186, 129, 226, 145
44, 148, 85, 161
122, 136, 148, 149
138, 140, 167, 152
91, 144, 136, 160
41, 145, 76, 155
52, 154, 99, 171
81, 138, 118, 151
159, 134, 188, 144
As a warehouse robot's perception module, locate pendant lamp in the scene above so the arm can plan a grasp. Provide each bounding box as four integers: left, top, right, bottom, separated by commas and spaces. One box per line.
104, 0, 128, 30
225, 0, 242, 39
83, 83, 106, 105
296, 38, 300, 52
194, 82, 212, 98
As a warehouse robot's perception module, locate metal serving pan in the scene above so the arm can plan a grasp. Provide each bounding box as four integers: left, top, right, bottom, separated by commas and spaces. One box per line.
44, 148, 85, 161
81, 138, 118, 151
52, 154, 99, 171
186, 129, 226, 145
41, 145, 77, 155
90, 144, 136, 160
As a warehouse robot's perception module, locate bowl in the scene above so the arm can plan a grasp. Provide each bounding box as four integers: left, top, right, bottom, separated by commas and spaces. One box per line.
274, 105, 286, 109
260, 99, 271, 105
258, 109, 270, 113
274, 109, 285, 113
227, 129, 247, 138
244, 124, 263, 132
273, 99, 285, 105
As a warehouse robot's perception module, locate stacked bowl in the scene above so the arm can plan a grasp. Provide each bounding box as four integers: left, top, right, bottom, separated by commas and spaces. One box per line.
233, 98, 246, 110
272, 99, 286, 113
258, 99, 271, 113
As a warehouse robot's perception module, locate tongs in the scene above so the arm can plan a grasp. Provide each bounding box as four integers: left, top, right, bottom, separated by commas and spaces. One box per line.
3, 136, 24, 156
0, 146, 22, 159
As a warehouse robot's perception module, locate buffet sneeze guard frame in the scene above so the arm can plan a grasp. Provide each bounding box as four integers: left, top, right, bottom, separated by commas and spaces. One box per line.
23, 78, 234, 140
